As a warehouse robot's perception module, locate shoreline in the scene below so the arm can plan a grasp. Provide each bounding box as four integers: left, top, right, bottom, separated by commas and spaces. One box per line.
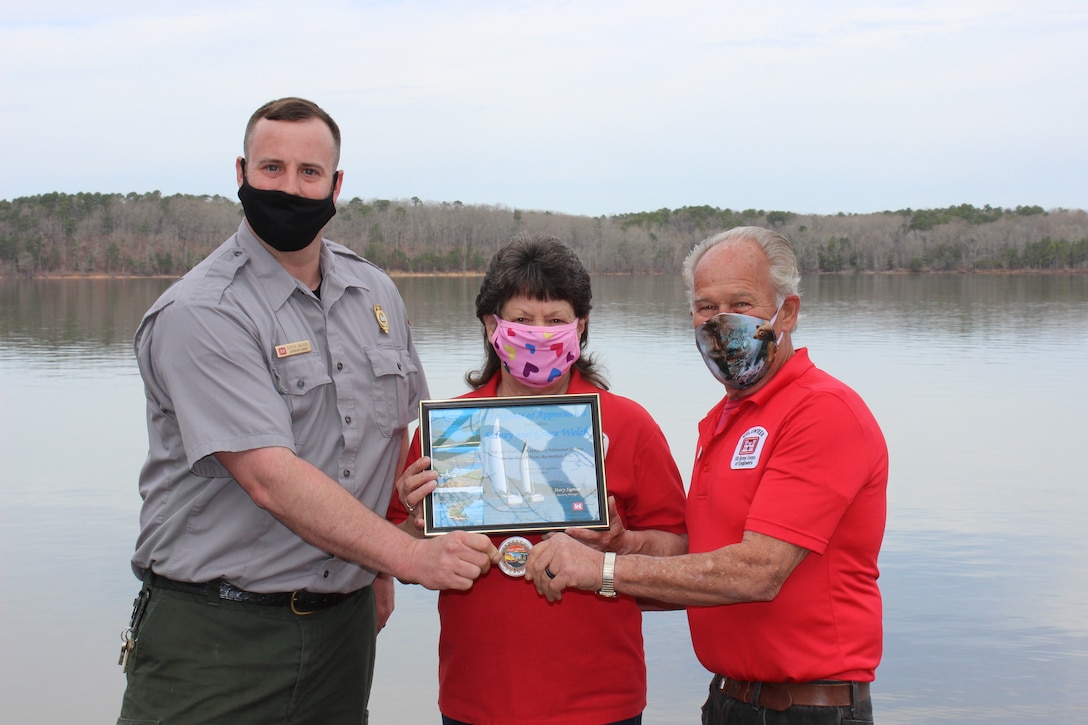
2, 268, 1085, 281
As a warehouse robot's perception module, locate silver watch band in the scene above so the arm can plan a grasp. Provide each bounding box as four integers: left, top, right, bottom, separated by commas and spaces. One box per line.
598, 551, 618, 598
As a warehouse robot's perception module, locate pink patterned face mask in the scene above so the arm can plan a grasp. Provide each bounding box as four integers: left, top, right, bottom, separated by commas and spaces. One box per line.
490, 317, 581, 387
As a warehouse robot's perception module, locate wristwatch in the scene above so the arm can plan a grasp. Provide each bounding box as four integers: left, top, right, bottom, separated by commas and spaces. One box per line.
598, 552, 618, 598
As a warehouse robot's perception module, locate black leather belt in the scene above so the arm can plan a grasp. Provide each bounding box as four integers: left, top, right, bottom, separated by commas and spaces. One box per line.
714, 675, 870, 712
150, 574, 357, 615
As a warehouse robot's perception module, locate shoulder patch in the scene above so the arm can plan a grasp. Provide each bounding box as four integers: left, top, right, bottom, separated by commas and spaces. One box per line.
731, 426, 769, 469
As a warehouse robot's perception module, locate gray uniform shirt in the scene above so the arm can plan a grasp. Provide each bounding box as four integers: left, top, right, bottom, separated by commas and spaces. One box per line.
132, 222, 428, 593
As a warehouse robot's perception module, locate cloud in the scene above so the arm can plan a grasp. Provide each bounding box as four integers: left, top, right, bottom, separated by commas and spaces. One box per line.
2, 1, 1085, 215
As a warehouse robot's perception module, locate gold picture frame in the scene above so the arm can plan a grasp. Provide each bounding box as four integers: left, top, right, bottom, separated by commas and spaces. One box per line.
419, 394, 609, 536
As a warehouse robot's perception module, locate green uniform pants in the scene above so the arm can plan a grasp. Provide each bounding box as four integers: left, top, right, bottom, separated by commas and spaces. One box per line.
117, 583, 376, 725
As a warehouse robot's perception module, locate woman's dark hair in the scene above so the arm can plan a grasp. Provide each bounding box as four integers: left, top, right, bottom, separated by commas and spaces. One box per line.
466, 234, 608, 390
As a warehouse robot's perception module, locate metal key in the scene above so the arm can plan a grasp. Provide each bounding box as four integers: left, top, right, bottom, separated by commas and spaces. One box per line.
118, 588, 151, 671
118, 628, 135, 671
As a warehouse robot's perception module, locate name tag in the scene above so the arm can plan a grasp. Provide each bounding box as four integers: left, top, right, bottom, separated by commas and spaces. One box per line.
275, 340, 313, 358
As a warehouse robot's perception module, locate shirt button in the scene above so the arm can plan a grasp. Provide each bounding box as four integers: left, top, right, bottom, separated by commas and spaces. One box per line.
397, 363, 402, 370
297, 379, 306, 389
323, 570, 330, 579
344, 416, 351, 425
343, 469, 351, 478
337, 362, 343, 371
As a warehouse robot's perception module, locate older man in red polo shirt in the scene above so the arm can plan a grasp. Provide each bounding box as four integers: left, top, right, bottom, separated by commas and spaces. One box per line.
527, 226, 888, 725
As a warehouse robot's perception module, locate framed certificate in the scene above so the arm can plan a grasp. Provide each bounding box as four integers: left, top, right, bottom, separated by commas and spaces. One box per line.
419, 394, 609, 536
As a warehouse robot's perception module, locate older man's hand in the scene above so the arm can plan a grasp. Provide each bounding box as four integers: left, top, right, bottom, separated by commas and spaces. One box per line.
525, 532, 605, 602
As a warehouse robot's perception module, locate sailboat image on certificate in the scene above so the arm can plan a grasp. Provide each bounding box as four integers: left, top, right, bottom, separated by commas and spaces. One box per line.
420, 394, 610, 536
481, 418, 522, 506
520, 443, 545, 503
480, 420, 548, 507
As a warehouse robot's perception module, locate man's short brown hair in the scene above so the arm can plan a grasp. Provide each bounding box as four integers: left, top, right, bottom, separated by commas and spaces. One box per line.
243, 97, 341, 167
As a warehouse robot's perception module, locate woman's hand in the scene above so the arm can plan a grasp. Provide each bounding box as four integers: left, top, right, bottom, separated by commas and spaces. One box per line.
396, 456, 438, 535
564, 496, 629, 553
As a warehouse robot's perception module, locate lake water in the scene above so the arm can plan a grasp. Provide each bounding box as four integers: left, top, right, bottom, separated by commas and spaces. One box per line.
1, 273, 1086, 724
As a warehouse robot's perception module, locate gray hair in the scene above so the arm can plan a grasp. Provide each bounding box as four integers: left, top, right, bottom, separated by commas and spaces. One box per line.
681, 226, 802, 309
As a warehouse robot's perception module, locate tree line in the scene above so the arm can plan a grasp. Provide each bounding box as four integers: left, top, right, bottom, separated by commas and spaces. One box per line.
1, 191, 1086, 277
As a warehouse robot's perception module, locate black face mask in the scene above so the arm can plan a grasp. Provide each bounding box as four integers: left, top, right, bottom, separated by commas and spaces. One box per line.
237, 163, 338, 252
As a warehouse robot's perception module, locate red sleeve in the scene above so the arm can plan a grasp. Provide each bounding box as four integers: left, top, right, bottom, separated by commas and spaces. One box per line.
600, 392, 688, 536
627, 419, 688, 535
385, 428, 423, 524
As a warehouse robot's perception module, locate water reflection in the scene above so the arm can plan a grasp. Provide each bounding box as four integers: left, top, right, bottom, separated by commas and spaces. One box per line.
0, 278, 169, 348
1, 274, 1086, 724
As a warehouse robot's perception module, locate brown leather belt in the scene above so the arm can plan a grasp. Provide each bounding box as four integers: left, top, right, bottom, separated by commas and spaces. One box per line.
150, 574, 357, 615
715, 675, 870, 712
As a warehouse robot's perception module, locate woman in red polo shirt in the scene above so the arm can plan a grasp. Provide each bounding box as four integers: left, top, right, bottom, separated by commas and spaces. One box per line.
389, 234, 687, 725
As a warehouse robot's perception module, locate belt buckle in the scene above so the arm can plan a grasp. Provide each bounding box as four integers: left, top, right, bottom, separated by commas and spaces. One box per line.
290, 590, 315, 616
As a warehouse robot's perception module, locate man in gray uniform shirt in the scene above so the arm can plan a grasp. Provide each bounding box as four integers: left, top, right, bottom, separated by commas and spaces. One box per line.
117, 97, 497, 725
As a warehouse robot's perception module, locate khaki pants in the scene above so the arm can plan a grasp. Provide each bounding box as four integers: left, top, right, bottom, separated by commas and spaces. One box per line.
117, 582, 375, 725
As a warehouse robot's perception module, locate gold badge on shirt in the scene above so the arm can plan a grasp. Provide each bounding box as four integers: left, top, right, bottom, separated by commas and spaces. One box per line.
374, 304, 390, 334
275, 340, 313, 358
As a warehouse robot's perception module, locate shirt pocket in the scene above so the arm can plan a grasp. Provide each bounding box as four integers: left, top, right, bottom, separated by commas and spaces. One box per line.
271, 351, 333, 425
365, 345, 416, 437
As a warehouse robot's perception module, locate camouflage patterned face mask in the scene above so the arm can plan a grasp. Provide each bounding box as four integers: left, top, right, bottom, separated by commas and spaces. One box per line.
695, 308, 781, 390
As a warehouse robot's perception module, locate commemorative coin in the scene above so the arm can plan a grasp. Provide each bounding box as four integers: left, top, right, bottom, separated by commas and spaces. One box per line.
497, 536, 533, 577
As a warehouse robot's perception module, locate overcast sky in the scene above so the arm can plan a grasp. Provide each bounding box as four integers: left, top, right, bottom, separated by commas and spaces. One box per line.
2, 1, 1085, 217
